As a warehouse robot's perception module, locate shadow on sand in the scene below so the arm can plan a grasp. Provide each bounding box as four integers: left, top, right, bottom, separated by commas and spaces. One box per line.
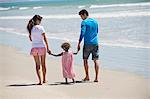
49, 80, 94, 86
6, 81, 95, 87
7, 83, 37, 87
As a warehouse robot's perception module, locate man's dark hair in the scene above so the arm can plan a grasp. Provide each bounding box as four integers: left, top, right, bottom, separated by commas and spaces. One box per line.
79, 9, 89, 16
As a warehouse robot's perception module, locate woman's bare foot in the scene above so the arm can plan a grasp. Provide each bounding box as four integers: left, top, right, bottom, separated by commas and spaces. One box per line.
43, 81, 48, 84
37, 82, 42, 85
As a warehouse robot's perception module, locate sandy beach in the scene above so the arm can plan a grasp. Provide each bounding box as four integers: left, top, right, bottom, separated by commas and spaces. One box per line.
0, 45, 149, 99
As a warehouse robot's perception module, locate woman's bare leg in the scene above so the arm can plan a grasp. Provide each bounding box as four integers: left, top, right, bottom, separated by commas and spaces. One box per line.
41, 54, 47, 83
33, 55, 42, 85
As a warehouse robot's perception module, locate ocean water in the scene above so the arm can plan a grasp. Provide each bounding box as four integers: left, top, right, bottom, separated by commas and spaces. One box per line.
0, 0, 150, 78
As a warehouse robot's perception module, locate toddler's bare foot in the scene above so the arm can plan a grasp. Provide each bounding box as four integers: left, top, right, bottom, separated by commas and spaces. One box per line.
72, 79, 75, 83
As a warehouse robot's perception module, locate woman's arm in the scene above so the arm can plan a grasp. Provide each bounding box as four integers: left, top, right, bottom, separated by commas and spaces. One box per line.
42, 33, 51, 54
51, 52, 63, 57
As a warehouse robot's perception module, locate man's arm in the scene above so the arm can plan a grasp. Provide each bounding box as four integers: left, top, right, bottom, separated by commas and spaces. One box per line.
29, 34, 32, 41
78, 21, 86, 51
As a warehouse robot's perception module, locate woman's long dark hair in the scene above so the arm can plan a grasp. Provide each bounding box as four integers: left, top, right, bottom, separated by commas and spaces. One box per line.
27, 15, 42, 35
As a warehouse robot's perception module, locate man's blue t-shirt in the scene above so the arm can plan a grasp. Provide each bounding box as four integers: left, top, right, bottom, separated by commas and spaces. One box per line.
79, 18, 99, 45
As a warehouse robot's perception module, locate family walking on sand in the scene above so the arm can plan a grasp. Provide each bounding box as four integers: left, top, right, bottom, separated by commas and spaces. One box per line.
27, 9, 100, 85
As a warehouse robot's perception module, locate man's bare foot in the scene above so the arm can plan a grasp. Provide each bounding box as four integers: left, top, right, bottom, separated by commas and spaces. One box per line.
94, 80, 98, 82
82, 77, 90, 81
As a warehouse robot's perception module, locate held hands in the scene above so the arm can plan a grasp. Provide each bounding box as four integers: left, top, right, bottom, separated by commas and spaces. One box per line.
47, 49, 58, 56
73, 42, 80, 55
47, 42, 81, 55
73, 50, 79, 55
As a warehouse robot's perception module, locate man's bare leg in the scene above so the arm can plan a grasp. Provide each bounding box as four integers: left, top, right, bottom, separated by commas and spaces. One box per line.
83, 59, 90, 81
93, 59, 99, 82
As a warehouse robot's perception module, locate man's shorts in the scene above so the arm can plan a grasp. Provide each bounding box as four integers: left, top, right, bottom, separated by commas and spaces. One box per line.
83, 44, 99, 60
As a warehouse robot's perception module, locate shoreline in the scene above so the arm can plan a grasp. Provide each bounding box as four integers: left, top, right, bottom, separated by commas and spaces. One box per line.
0, 43, 148, 78
0, 44, 149, 99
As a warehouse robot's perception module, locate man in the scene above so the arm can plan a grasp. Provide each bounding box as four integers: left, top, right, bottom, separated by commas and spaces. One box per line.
77, 9, 99, 82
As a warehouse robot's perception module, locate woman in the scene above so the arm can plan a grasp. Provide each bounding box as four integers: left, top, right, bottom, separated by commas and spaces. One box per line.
27, 15, 51, 85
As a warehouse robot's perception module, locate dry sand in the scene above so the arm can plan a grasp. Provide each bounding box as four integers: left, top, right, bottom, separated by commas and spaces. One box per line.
0, 45, 149, 99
